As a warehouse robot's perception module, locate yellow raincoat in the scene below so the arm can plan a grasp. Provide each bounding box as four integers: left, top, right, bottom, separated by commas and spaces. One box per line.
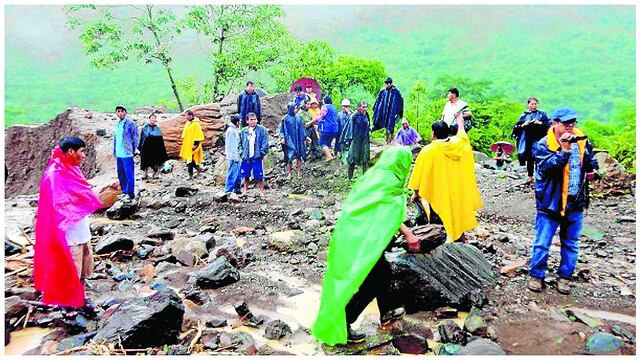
179, 118, 205, 165
408, 130, 482, 241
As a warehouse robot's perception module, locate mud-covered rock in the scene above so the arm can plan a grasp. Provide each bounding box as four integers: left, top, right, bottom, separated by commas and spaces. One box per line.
264, 320, 292, 340
392, 333, 429, 354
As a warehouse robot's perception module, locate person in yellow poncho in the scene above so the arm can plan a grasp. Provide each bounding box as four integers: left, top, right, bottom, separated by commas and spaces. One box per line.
179, 110, 205, 179
408, 113, 482, 242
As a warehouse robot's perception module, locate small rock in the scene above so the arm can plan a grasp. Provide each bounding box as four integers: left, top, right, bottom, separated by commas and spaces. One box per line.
322, 195, 336, 206
268, 230, 306, 252
105, 200, 138, 220
175, 187, 198, 197
263, 320, 292, 340
568, 310, 602, 328
611, 325, 635, 344
175, 250, 196, 267
438, 320, 465, 344
437, 343, 462, 355
459, 338, 506, 355
584, 332, 625, 354
500, 259, 528, 277
463, 307, 487, 336
549, 308, 572, 322
139, 264, 156, 280
233, 227, 255, 236
392, 333, 429, 354
195, 257, 240, 289
94, 235, 135, 254
146, 229, 175, 240
206, 318, 227, 328
435, 307, 458, 318
616, 216, 635, 223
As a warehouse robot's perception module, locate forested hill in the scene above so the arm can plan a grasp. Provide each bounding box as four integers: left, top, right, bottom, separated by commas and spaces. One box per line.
4, 5, 635, 126
284, 5, 635, 121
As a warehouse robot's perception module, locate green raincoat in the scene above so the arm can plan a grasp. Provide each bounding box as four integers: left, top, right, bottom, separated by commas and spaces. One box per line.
312, 146, 413, 345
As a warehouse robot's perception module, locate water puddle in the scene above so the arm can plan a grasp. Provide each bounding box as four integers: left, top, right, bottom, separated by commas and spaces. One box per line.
566, 307, 636, 325
4, 327, 52, 355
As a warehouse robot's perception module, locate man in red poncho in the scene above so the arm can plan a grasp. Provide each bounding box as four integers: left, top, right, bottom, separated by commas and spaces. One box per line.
34, 137, 103, 309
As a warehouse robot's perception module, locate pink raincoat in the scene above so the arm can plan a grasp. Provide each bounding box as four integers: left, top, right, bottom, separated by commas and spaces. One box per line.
33, 146, 103, 307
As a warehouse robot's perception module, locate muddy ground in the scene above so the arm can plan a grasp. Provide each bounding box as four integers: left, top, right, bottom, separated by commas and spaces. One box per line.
4, 138, 636, 356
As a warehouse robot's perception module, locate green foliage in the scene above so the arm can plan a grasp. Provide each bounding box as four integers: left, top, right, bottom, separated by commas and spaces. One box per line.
65, 5, 185, 110
608, 101, 636, 172
184, 4, 294, 100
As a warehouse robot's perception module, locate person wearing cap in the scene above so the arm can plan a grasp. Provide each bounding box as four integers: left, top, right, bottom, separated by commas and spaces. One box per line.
179, 110, 206, 179
224, 115, 242, 193
336, 99, 353, 157
343, 101, 371, 180
113, 105, 139, 202
511, 97, 551, 183
394, 119, 422, 146
304, 84, 318, 103
527, 106, 599, 295
372, 77, 404, 144
440, 87, 473, 135
292, 85, 310, 109
237, 81, 262, 127
314, 96, 340, 162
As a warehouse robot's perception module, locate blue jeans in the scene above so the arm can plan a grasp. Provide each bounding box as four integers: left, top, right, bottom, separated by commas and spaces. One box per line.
529, 210, 583, 280
225, 160, 241, 193
116, 156, 135, 198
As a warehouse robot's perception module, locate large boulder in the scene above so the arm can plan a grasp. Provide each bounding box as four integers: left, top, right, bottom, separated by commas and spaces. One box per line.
387, 243, 495, 311
159, 103, 225, 158
592, 152, 635, 195
93, 288, 184, 348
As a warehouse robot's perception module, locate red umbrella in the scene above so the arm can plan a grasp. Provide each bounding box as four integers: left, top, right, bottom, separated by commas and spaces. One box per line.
491, 141, 515, 154
290, 77, 323, 102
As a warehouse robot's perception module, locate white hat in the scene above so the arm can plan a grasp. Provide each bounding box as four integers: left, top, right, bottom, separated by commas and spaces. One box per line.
341, 99, 351, 106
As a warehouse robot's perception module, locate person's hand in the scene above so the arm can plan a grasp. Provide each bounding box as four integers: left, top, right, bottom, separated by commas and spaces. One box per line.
280, 138, 285, 145
192, 145, 198, 151
559, 133, 572, 152
405, 233, 420, 253
410, 193, 419, 203
306, 137, 312, 144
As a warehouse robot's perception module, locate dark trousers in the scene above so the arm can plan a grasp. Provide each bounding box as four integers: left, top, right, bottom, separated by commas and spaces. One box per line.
116, 157, 135, 198
527, 158, 535, 177
347, 163, 367, 180
187, 161, 202, 176
345, 254, 393, 325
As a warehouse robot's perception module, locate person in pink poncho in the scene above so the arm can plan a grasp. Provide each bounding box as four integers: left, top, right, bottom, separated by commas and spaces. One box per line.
34, 137, 103, 309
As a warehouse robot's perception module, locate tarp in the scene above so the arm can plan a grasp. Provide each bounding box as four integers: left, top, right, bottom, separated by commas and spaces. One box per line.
34, 146, 103, 308
312, 147, 413, 345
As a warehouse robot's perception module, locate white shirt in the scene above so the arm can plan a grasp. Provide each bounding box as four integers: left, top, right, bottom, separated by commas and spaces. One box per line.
441, 99, 469, 126
248, 127, 256, 158
65, 216, 91, 246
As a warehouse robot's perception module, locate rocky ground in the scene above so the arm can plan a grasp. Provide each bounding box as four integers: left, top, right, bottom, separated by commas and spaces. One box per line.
4, 107, 636, 356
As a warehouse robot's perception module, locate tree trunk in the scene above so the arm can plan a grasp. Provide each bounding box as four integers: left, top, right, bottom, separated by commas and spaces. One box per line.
165, 64, 184, 112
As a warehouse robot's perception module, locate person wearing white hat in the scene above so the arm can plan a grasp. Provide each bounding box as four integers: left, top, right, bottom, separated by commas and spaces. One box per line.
336, 99, 353, 157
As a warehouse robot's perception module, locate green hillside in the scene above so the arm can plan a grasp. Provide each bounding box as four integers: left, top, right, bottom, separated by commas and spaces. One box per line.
4, 5, 635, 127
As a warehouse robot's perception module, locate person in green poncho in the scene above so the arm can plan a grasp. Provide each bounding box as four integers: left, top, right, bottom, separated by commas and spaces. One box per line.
342, 101, 372, 179
312, 146, 421, 345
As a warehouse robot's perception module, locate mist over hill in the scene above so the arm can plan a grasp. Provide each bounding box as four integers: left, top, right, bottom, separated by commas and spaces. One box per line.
4, 5, 635, 126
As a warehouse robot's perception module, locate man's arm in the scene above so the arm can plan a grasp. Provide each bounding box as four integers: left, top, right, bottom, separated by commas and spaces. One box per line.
455, 112, 467, 137
533, 136, 571, 177
256, 95, 262, 121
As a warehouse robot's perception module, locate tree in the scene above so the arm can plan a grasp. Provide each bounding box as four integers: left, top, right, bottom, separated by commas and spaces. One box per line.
66, 5, 185, 111
405, 81, 428, 137
184, 5, 293, 101
270, 40, 335, 92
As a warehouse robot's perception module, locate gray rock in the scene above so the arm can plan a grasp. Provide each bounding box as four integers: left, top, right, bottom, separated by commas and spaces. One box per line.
438, 320, 465, 344
175, 250, 196, 267
93, 289, 184, 348
611, 325, 635, 344
96, 128, 106, 136
56, 332, 97, 352
206, 318, 227, 328
94, 235, 135, 254
195, 257, 240, 289
459, 338, 506, 355
175, 187, 198, 197
146, 229, 175, 240
106, 200, 138, 220
263, 320, 292, 340
387, 243, 495, 311
268, 230, 306, 252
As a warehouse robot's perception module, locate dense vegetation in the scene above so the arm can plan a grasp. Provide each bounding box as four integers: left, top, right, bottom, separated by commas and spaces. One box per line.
5, 5, 636, 171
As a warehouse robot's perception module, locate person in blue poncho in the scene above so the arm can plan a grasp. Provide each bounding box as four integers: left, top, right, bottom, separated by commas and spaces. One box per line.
279, 102, 310, 179
372, 77, 404, 144
314, 96, 340, 162
511, 97, 551, 183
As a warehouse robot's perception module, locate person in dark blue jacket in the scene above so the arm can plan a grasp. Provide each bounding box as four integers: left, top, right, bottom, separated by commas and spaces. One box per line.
512, 97, 551, 182
527, 107, 598, 295
239, 112, 269, 194
315, 96, 340, 161
237, 81, 262, 127
372, 77, 404, 144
